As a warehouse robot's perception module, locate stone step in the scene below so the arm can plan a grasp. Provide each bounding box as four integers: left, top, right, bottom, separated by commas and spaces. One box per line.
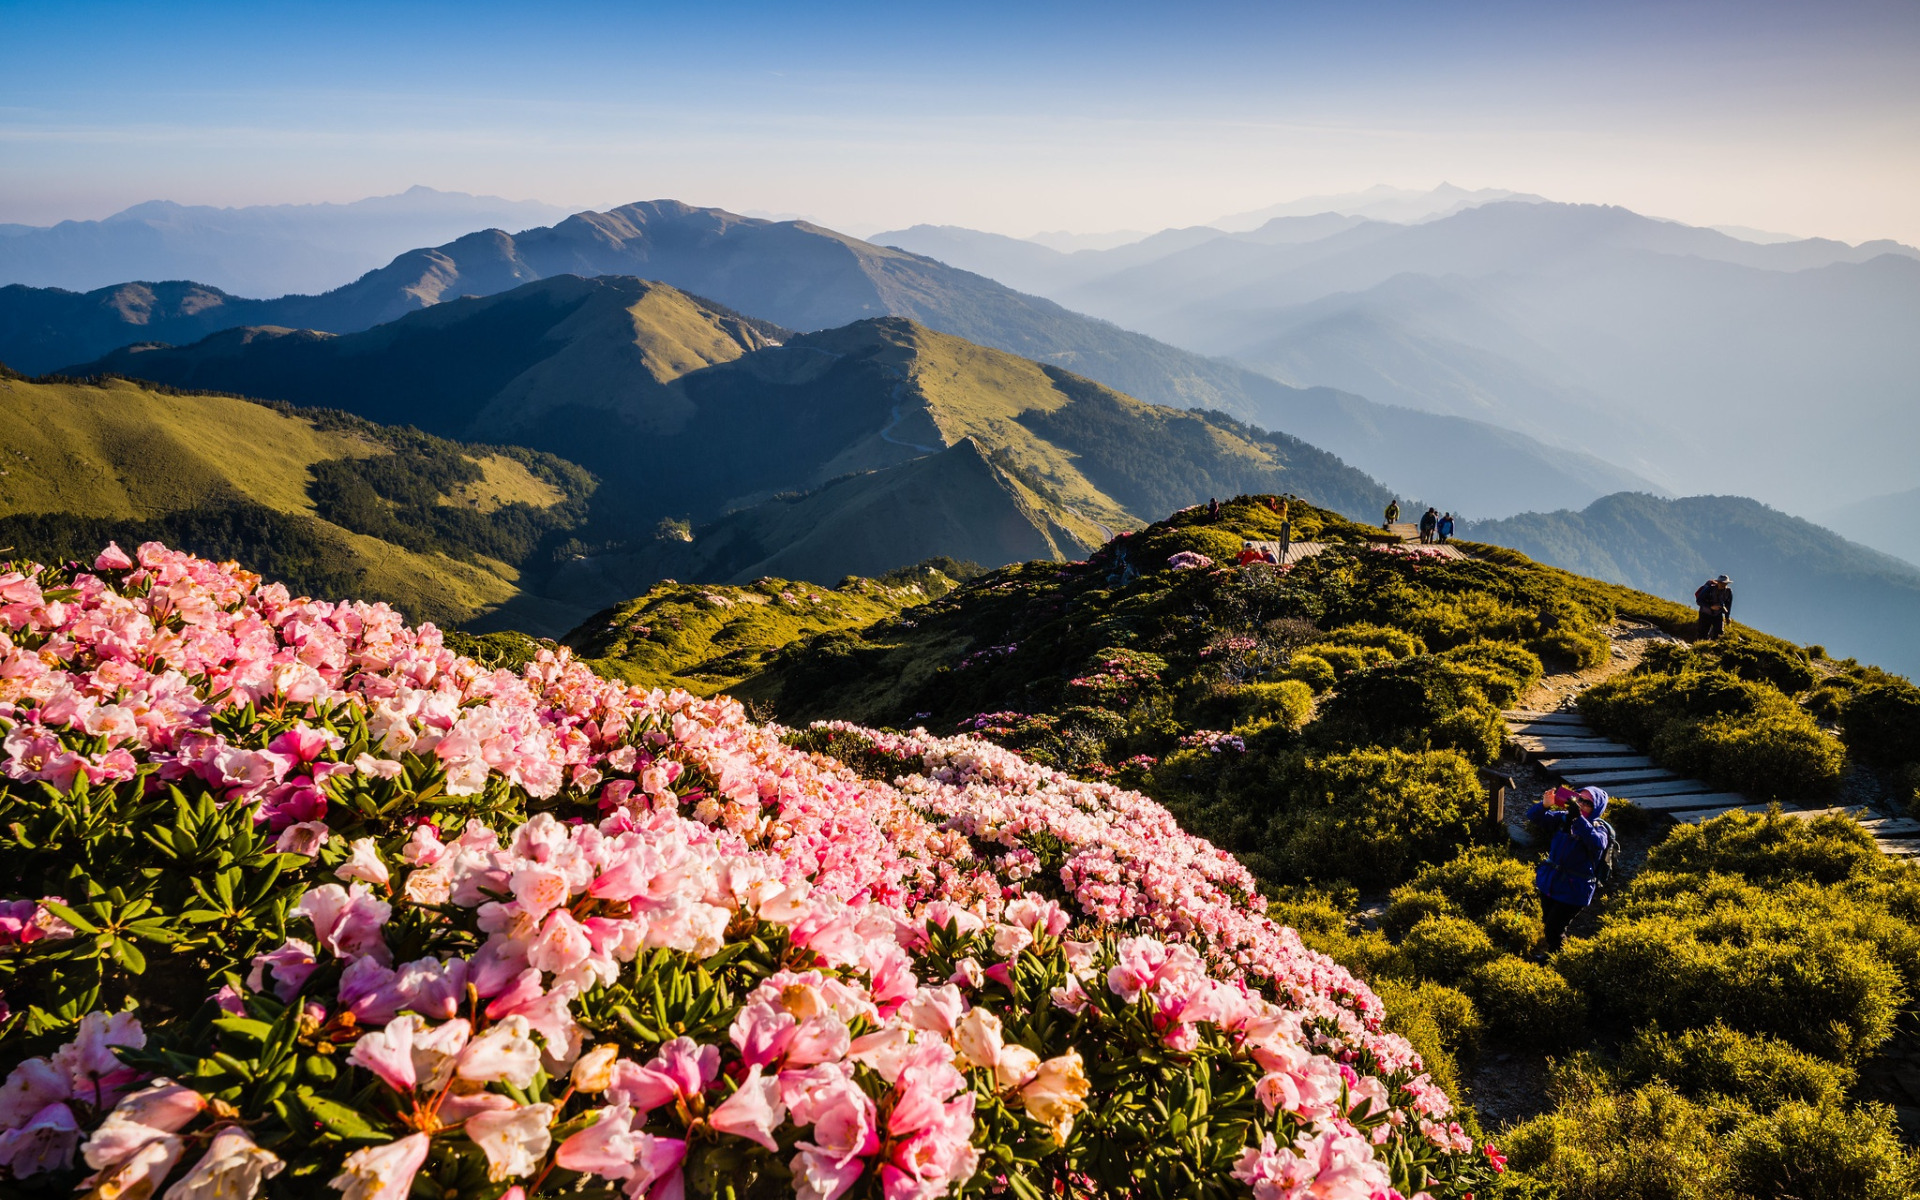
1608, 779, 1719, 798
1864, 819, 1920, 837
1780, 805, 1876, 821
1875, 839, 1920, 857
1506, 711, 1590, 726
1559, 768, 1686, 788
1539, 755, 1660, 772
1620, 792, 1754, 813
1672, 803, 1779, 824
1514, 738, 1640, 757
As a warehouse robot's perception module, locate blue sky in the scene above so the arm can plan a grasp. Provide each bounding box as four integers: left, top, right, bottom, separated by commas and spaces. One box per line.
3, 0, 1917, 241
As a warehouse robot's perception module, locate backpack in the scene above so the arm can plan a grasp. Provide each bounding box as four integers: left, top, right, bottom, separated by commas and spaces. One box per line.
1593, 818, 1620, 893
1694, 582, 1715, 607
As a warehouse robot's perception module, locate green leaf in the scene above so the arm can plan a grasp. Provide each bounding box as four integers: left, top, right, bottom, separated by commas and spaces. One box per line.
109, 938, 147, 974
295, 1090, 389, 1142
38, 900, 98, 934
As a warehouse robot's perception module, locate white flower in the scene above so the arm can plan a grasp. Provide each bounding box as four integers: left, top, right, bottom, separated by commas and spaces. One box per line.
162, 1126, 284, 1200
329, 1132, 429, 1200
335, 838, 391, 888
457, 1016, 541, 1089
465, 1102, 553, 1181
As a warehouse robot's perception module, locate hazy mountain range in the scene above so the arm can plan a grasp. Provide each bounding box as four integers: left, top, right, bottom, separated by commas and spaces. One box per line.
1468, 493, 1920, 679
0, 187, 572, 297
2, 200, 1656, 518
879, 200, 1920, 515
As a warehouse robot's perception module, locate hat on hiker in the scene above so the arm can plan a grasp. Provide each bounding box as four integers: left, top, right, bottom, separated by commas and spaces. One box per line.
1575, 787, 1609, 819
1716, 575, 1730, 583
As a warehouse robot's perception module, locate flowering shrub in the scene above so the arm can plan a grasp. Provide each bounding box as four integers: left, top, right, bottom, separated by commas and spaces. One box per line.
0, 544, 1491, 1199
1167, 552, 1215, 571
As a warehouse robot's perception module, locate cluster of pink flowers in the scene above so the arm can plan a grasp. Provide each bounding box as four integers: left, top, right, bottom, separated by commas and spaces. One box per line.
954, 643, 1017, 671
1366, 545, 1453, 561
1178, 729, 1248, 755
1167, 551, 1216, 571
0, 543, 1474, 1198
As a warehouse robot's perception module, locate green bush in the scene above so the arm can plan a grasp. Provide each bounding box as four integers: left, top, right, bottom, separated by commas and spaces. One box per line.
1640, 637, 1819, 695
1584, 669, 1844, 799
1312, 656, 1504, 762
1466, 955, 1587, 1047
1496, 1067, 1723, 1200
1556, 877, 1904, 1063
1645, 808, 1882, 886
1285, 652, 1337, 693
1724, 1100, 1920, 1200
1406, 846, 1542, 922
1404, 591, 1537, 650
1323, 621, 1426, 659
1840, 678, 1920, 767
1436, 639, 1545, 708
1484, 907, 1544, 955
1617, 1023, 1851, 1109
1402, 914, 1502, 982
1533, 598, 1610, 669
1382, 888, 1460, 938
1316, 643, 1396, 678
1269, 748, 1484, 888
1219, 679, 1315, 732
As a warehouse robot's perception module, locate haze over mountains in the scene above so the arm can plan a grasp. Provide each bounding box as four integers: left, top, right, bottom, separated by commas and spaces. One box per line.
879, 199, 1920, 516
4, 199, 1653, 518
0, 187, 572, 297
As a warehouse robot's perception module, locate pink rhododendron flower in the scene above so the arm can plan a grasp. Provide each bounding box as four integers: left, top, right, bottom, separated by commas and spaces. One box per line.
0, 1102, 80, 1177
165, 1125, 285, 1200
466, 1102, 553, 1181
329, 1132, 430, 1200
708, 1064, 784, 1151
557, 1104, 640, 1178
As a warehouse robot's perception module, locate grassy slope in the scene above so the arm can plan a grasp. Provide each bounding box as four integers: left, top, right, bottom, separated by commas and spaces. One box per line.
1470, 492, 1920, 678
0, 374, 557, 625
562, 566, 966, 695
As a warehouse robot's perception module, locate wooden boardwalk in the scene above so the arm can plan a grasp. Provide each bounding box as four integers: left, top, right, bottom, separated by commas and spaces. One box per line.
1503, 707, 1915, 856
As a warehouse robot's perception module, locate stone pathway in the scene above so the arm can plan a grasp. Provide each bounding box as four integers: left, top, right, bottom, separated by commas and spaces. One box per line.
1503, 707, 1920, 853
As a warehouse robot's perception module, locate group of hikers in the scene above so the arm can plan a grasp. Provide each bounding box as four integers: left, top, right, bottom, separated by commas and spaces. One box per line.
1200, 495, 1300, 570
1381, 498, 1454, 543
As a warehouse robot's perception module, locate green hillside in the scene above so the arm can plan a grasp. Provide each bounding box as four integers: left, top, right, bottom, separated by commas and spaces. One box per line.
741, 496, 1920, 1195
1468, 492, 1920, 679
559, 561, 973, 695
0, 368, 592, 626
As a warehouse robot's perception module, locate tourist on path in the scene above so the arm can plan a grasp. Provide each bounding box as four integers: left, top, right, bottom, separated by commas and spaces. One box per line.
1384, 498, 1400, 530
1437, 513, 1455, 543
1419, 508, 1438, 544
1527, 785, 1613, 957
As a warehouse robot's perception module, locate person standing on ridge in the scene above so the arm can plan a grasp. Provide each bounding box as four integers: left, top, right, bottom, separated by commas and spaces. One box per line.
1419, 508, 1438, 544
1207, 497, 1221, 521
1437, 512, 1455, 543
1384, 498, 1400, 530
1527, 785, 1614, 958
1694, 575, 1732, 638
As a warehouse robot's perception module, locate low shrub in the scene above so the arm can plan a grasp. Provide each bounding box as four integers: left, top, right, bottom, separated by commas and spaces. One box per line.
1584, 669, 1844, 799
1221, 679, 1316, 731
1436, 639, 1545, 708
1556, 876, 1904, 1063
1312, 656, 1504, 763
1372, 977, 1482, 1105
1382, 889, 1460, 938
1404, 591, 1537, 650
1840, 678, 1920, 767
1532, 598, 1610, 670
1285, 652, 1337, 693
1617, 1023, 1852, 1109
1496, 1067, 1723, 1200
1405, 846, 1542, 923
1402, 914, 1502, 982
1270, 747, 1484, 888
1724, 1099, 1920, 1200
1645, 808, 1882, 886
1323, 621, 1427, 659
1466, 956, 1586, 1047
1484, 907, 1544, 956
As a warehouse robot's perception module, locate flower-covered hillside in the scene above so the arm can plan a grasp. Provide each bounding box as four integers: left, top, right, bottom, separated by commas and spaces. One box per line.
0, 543, 1493, 1199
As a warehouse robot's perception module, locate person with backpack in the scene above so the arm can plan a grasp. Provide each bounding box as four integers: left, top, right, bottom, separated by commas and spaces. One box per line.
1437, 512, 1455, 543
1694, 576, 1730, 637
1419, 508, 1438, 544
1527, 785, 1615, 958
1384, 498, 1400, 530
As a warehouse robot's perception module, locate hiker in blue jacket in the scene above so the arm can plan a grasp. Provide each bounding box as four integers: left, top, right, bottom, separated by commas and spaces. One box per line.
1527, 785, 1613, 958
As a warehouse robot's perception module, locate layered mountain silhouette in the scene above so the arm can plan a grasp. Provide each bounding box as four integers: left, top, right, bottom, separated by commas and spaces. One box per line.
1468, 493, 1920, 679
51, 276, 1392, 632
0, 187, 571, 297
7, 200, 1653, 517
